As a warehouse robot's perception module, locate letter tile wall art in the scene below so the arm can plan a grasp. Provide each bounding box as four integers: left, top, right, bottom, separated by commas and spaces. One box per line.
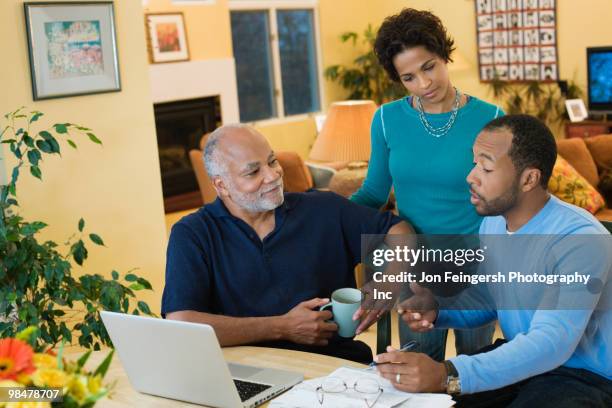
476, 0, 558, 82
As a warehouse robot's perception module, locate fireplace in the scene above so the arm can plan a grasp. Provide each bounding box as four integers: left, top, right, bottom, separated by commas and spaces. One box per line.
154, 96, 221, 213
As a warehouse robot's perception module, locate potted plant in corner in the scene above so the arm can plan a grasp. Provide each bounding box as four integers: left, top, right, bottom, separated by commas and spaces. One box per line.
0, 107, 156, 400
324, 25, 407, 105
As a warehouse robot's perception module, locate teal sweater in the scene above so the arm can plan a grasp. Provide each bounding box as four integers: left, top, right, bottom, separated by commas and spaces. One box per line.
351, 96, 503, 234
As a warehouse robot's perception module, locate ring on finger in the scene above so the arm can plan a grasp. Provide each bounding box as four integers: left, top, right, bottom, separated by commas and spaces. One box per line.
396, 373, 401, 383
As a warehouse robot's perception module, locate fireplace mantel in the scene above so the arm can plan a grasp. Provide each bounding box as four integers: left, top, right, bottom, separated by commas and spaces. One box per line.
149, 58, 239, 124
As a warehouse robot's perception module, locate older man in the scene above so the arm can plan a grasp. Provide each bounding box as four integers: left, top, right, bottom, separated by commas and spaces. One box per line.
161, 124, 412, 363
375, 115, 612, 407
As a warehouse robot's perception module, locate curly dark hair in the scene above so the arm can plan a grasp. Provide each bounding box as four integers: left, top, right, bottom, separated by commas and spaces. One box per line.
483, 114, 557, 188
374, 8, 455, 82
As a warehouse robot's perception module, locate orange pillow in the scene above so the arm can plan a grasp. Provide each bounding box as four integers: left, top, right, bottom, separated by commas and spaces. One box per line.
556, 138, 599, 187
548, 155, 605, 214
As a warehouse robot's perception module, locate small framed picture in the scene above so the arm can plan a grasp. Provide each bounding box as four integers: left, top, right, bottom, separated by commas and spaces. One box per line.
494, 0, 507, 12
565, 99, 588, 122
494, 65, 509, 80
524, 30, 539, 46
524, 47, 540, 63
481, 66, 495, 81
494, 48, 509, 64
508, 0, 520, 10
539, 10, 555, 26
525, 64, 540, 80
523, 11, 539, 27
477, 0, 492, 14
494, 13, 507, 29
478, 15, 493, 30
541, 63, 557, 81
509, 47, 524, 63
540, 28, 556, 45
146, 13, 190, 63
509, 65, 524, 80
540, 46, 556, 62
509, 12, 522, 28
509, 30, 523, 46
479, 32, 494, 47
24, 2, 121, 100
494, 31, 508, 47
480, 50, 494, 64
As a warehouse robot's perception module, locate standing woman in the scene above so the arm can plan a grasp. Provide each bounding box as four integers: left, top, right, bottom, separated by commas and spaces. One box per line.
351, 8, 502, 361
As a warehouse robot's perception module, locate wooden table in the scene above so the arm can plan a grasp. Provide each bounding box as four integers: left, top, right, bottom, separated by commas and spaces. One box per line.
565, 120, 612, 138
80, 346, 364, 407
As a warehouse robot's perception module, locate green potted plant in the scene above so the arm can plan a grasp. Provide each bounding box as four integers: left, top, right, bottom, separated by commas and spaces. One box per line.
0, 107, 153, 351
487, 78, 584, 130
324, 25, 406, 105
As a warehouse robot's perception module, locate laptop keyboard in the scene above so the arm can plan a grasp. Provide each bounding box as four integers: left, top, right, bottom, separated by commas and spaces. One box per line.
233, 379, 272, 402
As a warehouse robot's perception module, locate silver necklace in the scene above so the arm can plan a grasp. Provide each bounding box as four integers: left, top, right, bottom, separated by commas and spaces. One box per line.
416, 88, 461, 138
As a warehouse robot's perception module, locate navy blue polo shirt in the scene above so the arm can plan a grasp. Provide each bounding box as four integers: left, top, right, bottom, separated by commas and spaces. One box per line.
161, 190, 401, 318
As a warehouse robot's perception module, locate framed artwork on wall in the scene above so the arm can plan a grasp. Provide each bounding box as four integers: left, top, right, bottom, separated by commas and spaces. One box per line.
475, 0, 559, 82
24, 2, 121, 100
145, 13, 190, 63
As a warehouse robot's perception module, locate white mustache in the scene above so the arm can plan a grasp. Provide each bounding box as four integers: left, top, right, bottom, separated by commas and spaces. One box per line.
262, 182, 283, 194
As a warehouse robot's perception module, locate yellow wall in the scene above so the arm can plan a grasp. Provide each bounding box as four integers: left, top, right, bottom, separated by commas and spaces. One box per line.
367, 0, 612, 120
150, 0, 611, 150
140, 0, 376, 158
139, 0, 612, 154
319, 0, 375, 106
144, 0, 233, 60
0, 0, 167, 312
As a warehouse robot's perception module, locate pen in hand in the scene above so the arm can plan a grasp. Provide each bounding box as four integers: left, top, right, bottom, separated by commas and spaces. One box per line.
367, 340, 420, 368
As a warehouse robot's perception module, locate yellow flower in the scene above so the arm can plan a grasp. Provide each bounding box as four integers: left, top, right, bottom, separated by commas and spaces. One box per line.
87, 374, 103, 395
32, 354, 57, 370
14, 373, 32, 386
66, 375, 89, 403
30, 368, 68, 388
5, 402, 51, 408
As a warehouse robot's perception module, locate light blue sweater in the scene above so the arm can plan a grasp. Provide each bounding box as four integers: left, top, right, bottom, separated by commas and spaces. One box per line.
350, 96, 503, 234
437, 196, 612, 393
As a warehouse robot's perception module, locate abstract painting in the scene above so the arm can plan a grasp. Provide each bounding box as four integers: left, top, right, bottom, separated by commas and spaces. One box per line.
146, 13, 190, 63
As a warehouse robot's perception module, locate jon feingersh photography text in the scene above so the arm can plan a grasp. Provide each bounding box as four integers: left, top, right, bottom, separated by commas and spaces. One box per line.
369, 245, 592, 300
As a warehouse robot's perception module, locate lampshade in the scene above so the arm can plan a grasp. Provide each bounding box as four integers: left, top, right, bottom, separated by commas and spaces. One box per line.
309, 100, 377, 162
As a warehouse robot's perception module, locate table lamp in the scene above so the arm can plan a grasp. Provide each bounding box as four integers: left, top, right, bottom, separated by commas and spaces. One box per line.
308, 100, 377, 197
309, 100, 377, 167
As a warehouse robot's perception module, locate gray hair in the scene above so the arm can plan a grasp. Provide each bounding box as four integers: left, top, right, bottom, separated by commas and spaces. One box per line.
203, 124, 253, 178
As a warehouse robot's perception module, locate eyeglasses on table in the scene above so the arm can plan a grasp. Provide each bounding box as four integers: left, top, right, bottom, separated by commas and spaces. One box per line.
316, 376, 383, 407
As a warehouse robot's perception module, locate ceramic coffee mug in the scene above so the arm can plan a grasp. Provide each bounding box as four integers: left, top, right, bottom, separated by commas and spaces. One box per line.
320, 288, 363, 338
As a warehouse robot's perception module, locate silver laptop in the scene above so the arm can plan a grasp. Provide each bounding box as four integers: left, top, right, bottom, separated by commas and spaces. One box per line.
101, 311, 303, 407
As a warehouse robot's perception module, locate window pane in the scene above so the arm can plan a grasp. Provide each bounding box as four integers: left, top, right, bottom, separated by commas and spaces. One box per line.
230, 11, 276, 122
277, 10, 320, 116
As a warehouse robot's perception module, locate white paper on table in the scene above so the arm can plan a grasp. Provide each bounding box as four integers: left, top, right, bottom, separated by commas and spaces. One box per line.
395, 393, 455, 408
269, 366, 454, 407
